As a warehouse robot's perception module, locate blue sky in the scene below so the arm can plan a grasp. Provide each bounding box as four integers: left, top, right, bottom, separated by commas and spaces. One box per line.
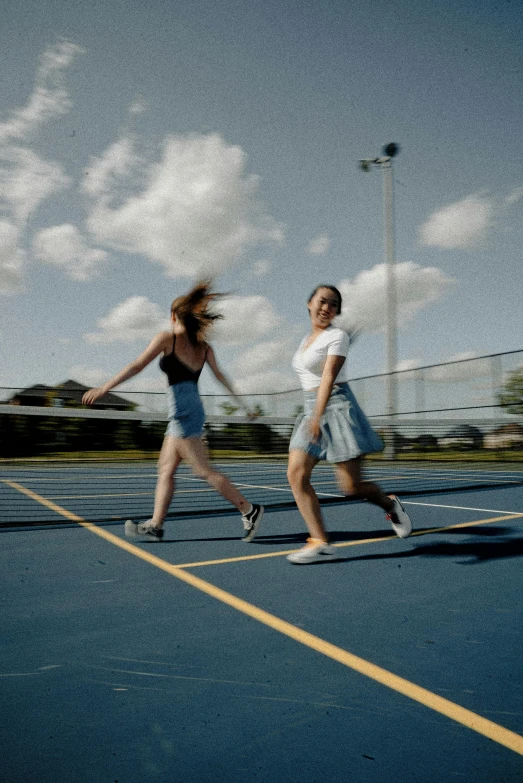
1, 0, 522, 405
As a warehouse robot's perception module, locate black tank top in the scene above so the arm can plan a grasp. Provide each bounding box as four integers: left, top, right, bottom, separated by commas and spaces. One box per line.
159, 336, 207, 385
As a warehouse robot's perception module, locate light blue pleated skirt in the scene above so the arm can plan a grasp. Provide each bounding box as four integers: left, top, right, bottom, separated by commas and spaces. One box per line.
289, 382, 383, 462
165, 381, 205, 439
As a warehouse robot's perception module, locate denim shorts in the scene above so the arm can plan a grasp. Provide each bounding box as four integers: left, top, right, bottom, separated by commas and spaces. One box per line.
289, 382, 383, 462
165, 381, 205, 439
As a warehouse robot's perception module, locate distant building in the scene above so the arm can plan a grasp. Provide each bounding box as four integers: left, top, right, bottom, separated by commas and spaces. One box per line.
438, 424, 483, 449
7, 384, 55, 407
7, 379, 135, 411
484, 423, 523, 449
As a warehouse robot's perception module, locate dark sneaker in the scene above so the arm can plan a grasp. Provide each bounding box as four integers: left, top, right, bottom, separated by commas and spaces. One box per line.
125, 519, 164, 541
241, 504, 264, 542
386, 495, 412, 538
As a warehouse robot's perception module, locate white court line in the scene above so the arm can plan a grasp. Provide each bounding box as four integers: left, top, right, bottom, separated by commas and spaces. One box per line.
235, 482, 344, 499
1, 473, 158, 483
183, 474, 344, 500
368, 469, 523, 478
403, 501, 522, 515
49, 487, 216, 500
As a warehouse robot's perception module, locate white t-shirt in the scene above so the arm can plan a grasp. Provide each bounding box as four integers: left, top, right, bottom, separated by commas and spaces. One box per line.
292, 325, 351, 390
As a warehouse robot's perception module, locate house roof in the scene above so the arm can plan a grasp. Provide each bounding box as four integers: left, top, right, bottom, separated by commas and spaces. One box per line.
489, 423, 523, 435
56, 380, 132, 407
12, 384, 54, 396
9, 380, 133, 409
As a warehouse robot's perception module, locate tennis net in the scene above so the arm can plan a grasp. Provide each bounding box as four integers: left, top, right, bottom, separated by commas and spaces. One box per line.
0, 404, 522, 527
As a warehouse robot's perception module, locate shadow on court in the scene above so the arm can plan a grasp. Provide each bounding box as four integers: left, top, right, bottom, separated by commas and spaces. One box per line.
329, 529, 523, 566
156, 528, 418, 546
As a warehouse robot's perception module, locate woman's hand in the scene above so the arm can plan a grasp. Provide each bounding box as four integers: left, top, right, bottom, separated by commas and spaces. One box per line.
308, 416, 321, 442
82, 388, 106, 406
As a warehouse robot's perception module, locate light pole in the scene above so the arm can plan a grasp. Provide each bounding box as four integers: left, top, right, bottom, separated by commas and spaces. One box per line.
359, 142, 400, 458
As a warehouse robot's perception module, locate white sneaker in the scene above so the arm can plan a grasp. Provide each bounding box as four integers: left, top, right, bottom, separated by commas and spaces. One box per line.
386, 495, 412, 538
287, 538, 338, 564
125, 519, 164, 541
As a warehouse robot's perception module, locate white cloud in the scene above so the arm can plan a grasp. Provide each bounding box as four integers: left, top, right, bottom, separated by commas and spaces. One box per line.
83, 292, 284, 349
424, 352, 493, 382
0, 40, 84, 144
33, 224, 108, 281
230, 337, 296, 377
307, 234, 330, 255
82, 137, 141, 197
335, 262, 454, 334
67, 365, 108, 388
505, 187, 523, 205
394, 358, 424, 380
128, 98, 147, 116
212, 295, 283, 345
84, 296, 168, 344
0, 219, 26, 294
419, 194, 494, 249
251, 258, 273, 276
85, 132, 284, 278
392, 352, 493, 383
233, 370, 297, 395
0, 40, 79, 292
0, 146, 70, 225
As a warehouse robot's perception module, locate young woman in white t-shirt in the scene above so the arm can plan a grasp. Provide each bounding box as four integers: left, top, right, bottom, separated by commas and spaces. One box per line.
286, 285, 412, 564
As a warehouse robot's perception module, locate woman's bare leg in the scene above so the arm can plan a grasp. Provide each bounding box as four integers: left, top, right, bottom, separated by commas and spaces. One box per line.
335, 458, 394, 512
287, 449, 328, 541
175, 436, 252, 513
150, 435, 182, 527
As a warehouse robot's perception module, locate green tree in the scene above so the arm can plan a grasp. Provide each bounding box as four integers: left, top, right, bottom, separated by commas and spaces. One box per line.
498, 367, 523, 415
219, 401, 239, 416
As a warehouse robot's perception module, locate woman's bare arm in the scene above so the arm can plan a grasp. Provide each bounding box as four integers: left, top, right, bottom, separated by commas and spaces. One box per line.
205, 345, 253, 417
82, 331, 171, 405
309, 354, 346, 439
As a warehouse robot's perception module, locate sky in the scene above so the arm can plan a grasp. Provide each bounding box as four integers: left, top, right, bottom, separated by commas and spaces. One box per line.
1, 0, 522, 408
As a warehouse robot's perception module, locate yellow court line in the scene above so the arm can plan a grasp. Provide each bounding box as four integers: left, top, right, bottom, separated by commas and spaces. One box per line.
4, 479, 523, 757
175, 514, 523, 568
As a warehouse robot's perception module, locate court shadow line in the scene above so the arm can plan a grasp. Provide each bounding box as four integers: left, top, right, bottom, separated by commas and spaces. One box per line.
255, 530, 392, 546
152, 524, 516, 547
330, 533, 523, 566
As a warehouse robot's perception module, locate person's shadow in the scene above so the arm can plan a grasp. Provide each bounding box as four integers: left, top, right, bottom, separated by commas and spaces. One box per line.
309, 525, 523, 565
139, 523, 523, 565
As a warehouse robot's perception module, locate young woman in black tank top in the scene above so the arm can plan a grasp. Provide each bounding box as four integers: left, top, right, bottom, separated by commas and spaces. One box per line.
159, 335, 208, 384
83, 281, 263, 542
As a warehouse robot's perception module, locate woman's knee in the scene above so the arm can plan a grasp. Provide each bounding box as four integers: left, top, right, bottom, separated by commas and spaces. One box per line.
192, 463, 223, 486
157, 454, 177, 479
287, 463, 309, 489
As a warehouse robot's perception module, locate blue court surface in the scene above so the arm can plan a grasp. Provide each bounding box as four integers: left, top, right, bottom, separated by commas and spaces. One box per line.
1, 461, 523, 782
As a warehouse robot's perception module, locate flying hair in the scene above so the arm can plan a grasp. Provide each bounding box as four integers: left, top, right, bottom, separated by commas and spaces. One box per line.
171, 280, 225, 345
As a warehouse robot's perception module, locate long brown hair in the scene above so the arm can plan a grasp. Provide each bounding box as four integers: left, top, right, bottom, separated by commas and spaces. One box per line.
171, 280, 224, 345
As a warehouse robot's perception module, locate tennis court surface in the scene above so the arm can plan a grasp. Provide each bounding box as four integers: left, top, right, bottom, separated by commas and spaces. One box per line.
2, 456, 523, 782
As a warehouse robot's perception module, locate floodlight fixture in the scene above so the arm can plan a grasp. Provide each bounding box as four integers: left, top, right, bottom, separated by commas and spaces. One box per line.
357, 143, 401, 456
383, 142, 399, 158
